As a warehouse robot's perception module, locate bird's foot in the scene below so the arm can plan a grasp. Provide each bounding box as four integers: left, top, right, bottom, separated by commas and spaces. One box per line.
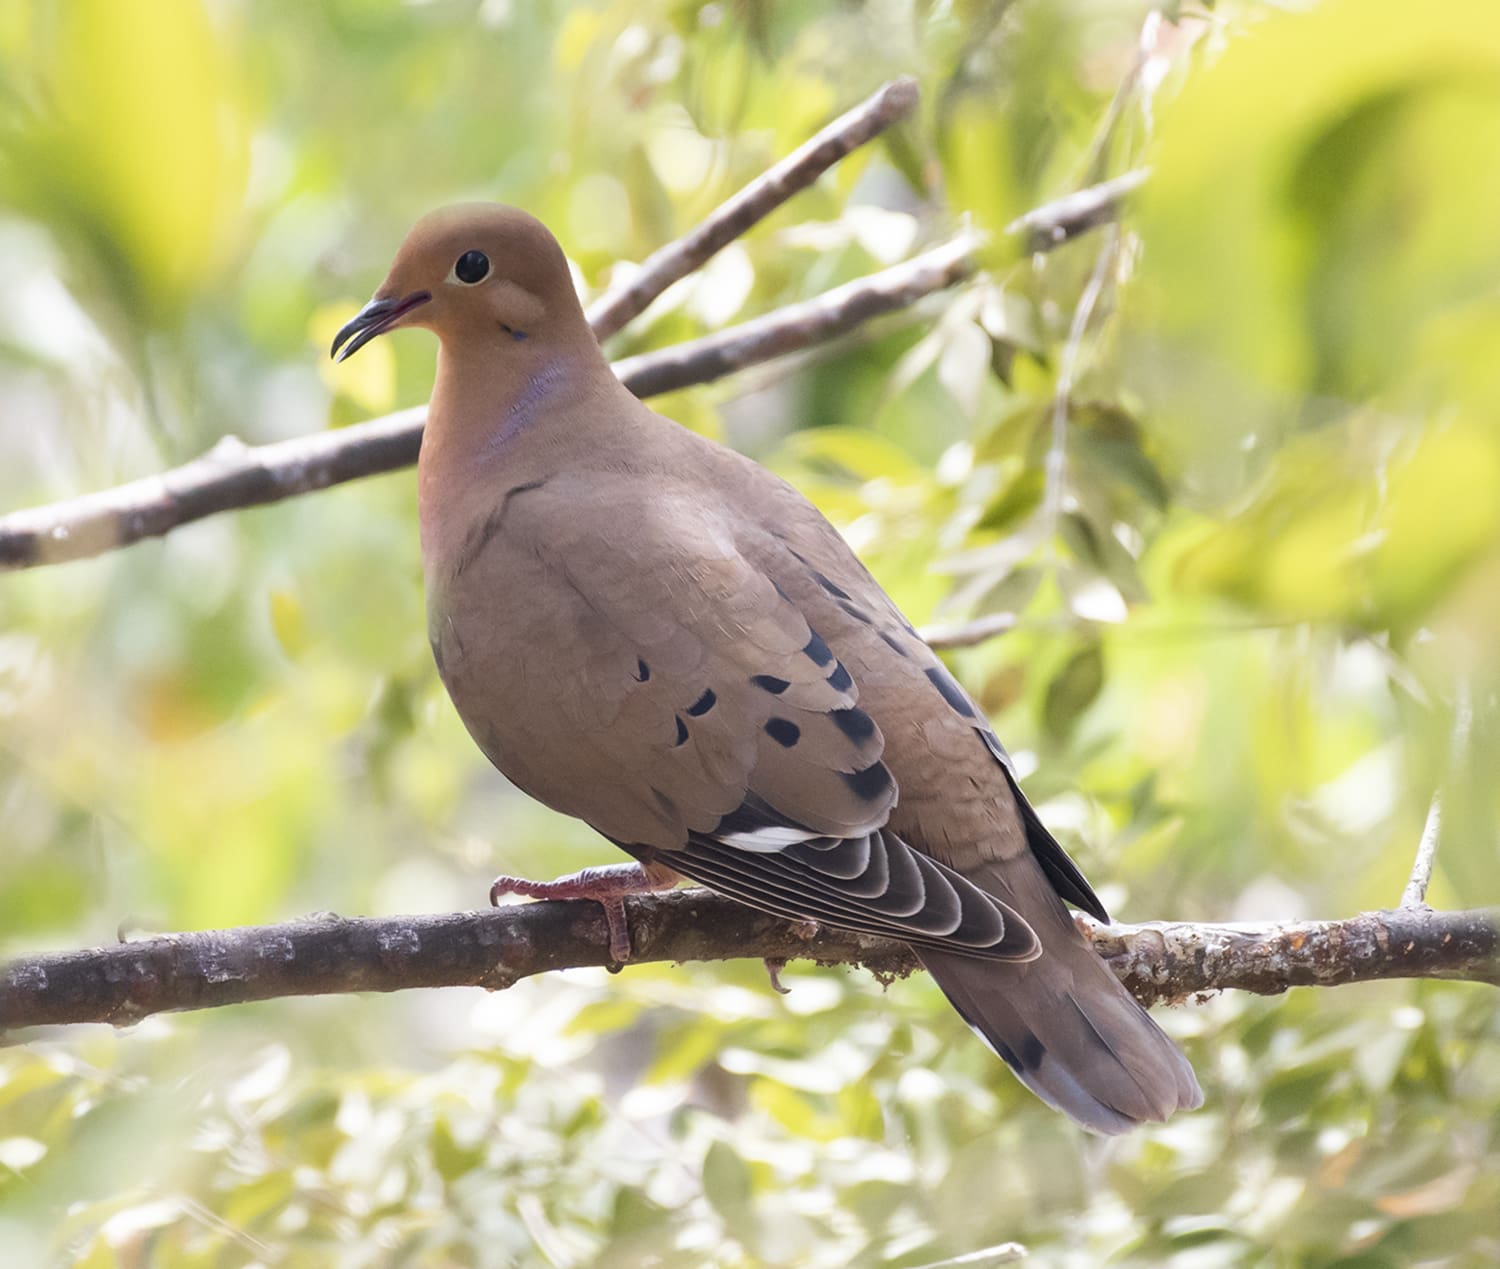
489, 860, 679, 964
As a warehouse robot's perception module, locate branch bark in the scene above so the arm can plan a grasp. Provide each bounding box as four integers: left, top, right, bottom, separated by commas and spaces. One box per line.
2, 893, 1493, 1034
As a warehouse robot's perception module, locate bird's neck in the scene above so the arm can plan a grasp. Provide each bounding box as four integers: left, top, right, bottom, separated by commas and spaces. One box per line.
417, 337, 621, 566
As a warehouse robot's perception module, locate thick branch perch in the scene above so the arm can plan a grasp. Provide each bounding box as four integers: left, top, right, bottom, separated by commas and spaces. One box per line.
0, 175, 1131, 573
586, 77, 919, 341
2, 894, 1493, 1033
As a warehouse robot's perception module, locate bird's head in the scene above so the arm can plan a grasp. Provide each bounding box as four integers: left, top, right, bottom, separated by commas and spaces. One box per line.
331, 203, 587, 362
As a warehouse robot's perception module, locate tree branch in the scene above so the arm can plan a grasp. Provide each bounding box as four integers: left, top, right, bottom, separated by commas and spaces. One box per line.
609, 235, 976, 399
0, 174, 1135, 573
2, 893, 1493, 1034
1007, 167, 1147, 254
585, 77, 919, 341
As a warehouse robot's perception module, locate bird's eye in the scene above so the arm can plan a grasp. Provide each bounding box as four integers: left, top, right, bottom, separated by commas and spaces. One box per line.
453, 250, 490, 285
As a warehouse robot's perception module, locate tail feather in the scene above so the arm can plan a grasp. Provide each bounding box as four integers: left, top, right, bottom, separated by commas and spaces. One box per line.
917, 862, 1202, 1134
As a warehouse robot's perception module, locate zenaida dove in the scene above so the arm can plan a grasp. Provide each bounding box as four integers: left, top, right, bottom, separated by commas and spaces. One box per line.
332, 203, 1202, 1133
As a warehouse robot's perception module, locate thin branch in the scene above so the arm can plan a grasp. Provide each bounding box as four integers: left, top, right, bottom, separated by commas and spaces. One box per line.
1404, 795, 1446, 910
0, 410, 428, 571
1402, 681, 1474, 908
920, 611, 1018, 650
2, 893, 1494, 1034
907, 1242, 1027, 1269
0, 174, 1137, 573
586, 77, 920, 342
1006, 168, 1147, 255
609, 235, 976, 399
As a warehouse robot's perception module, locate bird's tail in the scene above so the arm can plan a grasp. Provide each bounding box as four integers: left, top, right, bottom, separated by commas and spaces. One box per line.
917, 872, 1202, 1134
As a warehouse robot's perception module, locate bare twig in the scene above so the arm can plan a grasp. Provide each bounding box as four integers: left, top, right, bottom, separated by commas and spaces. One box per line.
921, 611, 1018, 650
1007, 168, 1147, 255
0, 411, 427, 570
586, 77, 920, 341
610, 235, 976, 399
1403, 796, 1444, 909
1402, 682, 1474, 908
907, 1242, 1028, 1269
0, 173, 1138, 573
2, 893, 1494, 1034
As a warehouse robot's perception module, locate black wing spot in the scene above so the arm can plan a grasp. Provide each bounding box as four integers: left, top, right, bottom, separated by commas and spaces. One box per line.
673, 717, 689, 747
829, 707, 876, 743
841, 762, 893, 802
838, 601, 872, 625
1018, 1030, 1047, 1071
634, 659, 651, 682
764, 718, 801, 748
878, 630, 910, 658
771, 579, 793, 603
751, 674, 790, 695
926, 664, 976, 718
686, 688, 716, 716
826, 662, 853, 694
803, 631, 834, 667
812, 570, 851, 601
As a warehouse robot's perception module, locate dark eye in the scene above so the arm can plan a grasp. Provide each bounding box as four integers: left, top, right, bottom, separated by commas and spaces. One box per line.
453, 250, 489, 285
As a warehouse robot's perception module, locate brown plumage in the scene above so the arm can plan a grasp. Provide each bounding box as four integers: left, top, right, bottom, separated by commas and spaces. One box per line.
332, 203, 1202, 1133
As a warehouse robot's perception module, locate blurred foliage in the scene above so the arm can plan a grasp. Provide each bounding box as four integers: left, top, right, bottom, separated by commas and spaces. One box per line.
1, 0, 1498, 1265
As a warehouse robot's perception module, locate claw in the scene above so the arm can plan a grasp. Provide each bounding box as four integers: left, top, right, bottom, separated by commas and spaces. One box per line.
763, 957, 792, 995
487, 859, 680, 964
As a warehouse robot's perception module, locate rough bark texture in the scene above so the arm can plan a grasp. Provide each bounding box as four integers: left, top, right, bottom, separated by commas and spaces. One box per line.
2, 893, 1493, 1034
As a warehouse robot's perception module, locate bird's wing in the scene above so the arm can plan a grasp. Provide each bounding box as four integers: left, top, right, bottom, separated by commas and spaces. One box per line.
512, 477, 1039, 959
731, 461, 1111, 923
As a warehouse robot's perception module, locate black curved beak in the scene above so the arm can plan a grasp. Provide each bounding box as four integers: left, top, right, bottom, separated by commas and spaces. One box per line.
330, 291, 432, 362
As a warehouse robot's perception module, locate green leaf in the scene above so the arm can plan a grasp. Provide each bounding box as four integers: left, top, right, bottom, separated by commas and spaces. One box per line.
1043, 641, 1105, 739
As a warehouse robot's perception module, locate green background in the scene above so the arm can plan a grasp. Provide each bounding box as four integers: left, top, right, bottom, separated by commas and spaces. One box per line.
1, 0, 1497, 1264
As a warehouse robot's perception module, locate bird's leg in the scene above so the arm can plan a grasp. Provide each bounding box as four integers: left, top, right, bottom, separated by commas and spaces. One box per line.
489, 859, 681, 964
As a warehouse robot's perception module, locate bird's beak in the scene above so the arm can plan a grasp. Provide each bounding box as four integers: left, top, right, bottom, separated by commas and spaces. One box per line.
330, 290, 432, 362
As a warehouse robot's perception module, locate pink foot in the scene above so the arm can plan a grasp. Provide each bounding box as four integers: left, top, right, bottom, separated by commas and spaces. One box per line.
490, 860, 679, 963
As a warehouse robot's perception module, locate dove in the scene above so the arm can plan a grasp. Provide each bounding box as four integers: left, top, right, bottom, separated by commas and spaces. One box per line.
331, 203, 1201, 1132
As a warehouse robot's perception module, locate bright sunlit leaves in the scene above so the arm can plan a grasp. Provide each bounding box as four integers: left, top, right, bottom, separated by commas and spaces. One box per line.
1141, 0, 1500, 404
1173, 418, 1500, 629
11, 0, 250, 324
